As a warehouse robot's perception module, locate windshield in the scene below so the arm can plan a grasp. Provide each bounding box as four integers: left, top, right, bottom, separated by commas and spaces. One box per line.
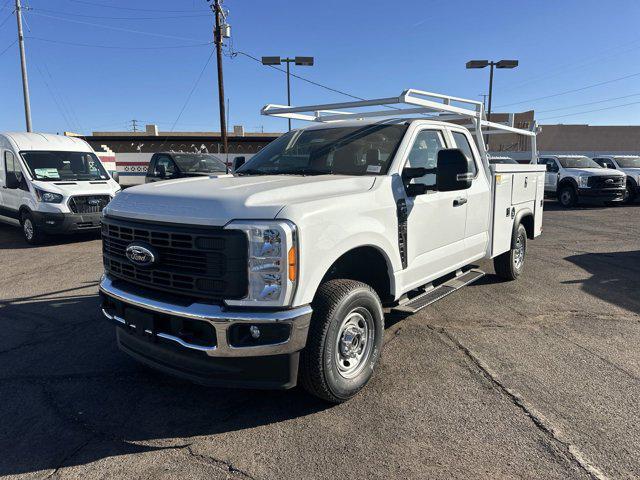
615, 157, 640, 168
557, 156, 602, 169
172, 153, 227, 173
236, 123, 408, 176
21, 151, 109, 181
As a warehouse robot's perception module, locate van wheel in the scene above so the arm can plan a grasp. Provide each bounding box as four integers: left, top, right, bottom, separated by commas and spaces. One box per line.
300, 279, 384, 403
494, 224, 527, 281
558, 186, 577, 207
22, 212, 43, 245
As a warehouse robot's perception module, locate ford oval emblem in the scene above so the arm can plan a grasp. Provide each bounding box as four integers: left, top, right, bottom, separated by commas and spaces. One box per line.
125, 243, 157, 267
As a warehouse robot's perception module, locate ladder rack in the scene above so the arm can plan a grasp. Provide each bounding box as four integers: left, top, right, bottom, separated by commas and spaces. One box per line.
261, 88, 539, 164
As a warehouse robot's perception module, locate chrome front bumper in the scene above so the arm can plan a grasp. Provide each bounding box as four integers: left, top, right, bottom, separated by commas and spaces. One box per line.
99, 275, 312, 357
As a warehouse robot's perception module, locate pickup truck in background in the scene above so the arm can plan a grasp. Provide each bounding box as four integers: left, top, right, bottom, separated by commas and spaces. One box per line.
592, 155, 640, 203
538, 155, 626, 207
145, 152, 228, 183
99, 90, 545, 402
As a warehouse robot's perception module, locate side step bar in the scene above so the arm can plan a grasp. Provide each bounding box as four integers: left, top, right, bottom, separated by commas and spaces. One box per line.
391, 269, 485, 314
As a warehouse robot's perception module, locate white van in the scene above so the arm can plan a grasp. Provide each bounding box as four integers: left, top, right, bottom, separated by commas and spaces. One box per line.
0, 132, 121, 244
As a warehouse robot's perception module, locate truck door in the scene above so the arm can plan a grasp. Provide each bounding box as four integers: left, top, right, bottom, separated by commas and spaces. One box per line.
541, 159, 559, 192
450, 130, 490, 260
402, 128, 468, 289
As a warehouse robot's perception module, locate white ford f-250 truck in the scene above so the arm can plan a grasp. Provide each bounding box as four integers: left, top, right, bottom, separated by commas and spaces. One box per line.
538, 155, 626, 207
592, 155, 640, 203
99, 90, 545, 402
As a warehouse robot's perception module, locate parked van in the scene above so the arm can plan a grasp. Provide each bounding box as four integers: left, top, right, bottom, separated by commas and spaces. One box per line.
0, 132, 121, 244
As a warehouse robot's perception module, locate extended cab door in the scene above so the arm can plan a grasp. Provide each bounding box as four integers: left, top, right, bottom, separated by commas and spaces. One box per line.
402, 127, 469, 290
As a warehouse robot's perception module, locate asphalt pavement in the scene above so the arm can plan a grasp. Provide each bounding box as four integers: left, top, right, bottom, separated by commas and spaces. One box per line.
1, 200, 639, 479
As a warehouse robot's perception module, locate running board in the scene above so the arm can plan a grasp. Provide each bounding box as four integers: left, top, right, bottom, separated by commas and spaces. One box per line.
391, 269, 485, 314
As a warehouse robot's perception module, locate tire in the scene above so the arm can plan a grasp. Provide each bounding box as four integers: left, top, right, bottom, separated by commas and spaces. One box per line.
494, 224, 527, 281
558, 185, 577, 208
623, 181, 636, 204
21, 212, 44, 245
300, 279, 384, 403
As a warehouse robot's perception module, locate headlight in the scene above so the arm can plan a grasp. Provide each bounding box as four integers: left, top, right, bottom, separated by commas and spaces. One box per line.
34, 187, 63, 203
224, 220, 298, 307
578, 175, 590, 188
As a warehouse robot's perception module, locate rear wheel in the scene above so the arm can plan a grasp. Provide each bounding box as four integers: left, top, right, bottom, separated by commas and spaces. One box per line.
21, 212, 44, 245
300, 279, 384, 403
494, 224, 527, 281
558, 186, 577, 208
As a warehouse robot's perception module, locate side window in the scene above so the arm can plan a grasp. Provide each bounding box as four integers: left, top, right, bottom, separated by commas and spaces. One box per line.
406, 130, 445, 186
451, 131, 478, 176
5, 151, 23, 182
154, 156, 176, 177
549, 160, 559, 172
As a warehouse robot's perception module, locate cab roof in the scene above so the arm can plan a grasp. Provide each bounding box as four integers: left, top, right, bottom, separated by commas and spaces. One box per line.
0, 132, 92, 153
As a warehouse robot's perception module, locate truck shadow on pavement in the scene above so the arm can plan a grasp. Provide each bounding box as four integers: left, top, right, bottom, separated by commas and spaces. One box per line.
0, 290, 330, 477
564, 249, 640, 316
0, 223, 101, 250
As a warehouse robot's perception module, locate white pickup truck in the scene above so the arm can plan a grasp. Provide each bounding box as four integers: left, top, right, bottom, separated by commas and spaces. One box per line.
538, 155, 627, 207
592, 155, 640, 203
99, 90, 545, 402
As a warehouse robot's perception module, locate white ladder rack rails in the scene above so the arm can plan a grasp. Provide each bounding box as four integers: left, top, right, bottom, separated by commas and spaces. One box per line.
261, 88, 539, 164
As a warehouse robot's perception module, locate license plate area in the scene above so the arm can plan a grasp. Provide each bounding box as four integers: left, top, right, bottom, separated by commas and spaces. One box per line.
124, 307, 156, 339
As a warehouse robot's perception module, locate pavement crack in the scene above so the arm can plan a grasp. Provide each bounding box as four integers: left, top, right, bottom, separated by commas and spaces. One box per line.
428, 324, 608, 480
42, 438, 92, 479
185, 445, 257, 479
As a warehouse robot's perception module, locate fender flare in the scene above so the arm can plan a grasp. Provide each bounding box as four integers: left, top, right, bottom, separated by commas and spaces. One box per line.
626, 176, 638, 190
511, 208, 534, 248
557, 177, 578, 194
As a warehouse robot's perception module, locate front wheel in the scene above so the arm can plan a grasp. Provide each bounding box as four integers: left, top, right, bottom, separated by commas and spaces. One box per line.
558, 186, 577, 208
300, 279, 384, 403
623, 182, 636, 204
494, 224, 527, 281
21, 212, 44, 245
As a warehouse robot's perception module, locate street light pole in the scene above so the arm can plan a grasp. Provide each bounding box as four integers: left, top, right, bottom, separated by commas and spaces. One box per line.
262, 56, 314, 132
15, 0, 32, 132
487, 62, 494, 122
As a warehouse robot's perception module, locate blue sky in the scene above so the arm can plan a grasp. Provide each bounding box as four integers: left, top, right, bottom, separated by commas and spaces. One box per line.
1, 0, 640, 134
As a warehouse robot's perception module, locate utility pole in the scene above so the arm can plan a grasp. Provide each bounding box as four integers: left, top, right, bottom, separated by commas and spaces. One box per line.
211, 0, 228, 154
15, 0, 32, 132
131, 119, 139, 132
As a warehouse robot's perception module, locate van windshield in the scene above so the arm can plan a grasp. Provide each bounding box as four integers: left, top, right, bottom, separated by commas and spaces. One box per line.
20, 151, 109, 181
172, 153, 227, 173
557, 157, 602, 169
236, 123, 408, 176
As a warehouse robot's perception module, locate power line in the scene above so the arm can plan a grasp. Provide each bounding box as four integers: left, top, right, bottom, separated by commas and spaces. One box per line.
0, 38, 16, 57
538, 100, 640, 121
27, 36, 213, 50
27, 11, 205, 42
29, 7, 209, 20
536, 92, 640, 114
496, 70, 640, 108
64, 0, 206, 13
0, 8, 14, 27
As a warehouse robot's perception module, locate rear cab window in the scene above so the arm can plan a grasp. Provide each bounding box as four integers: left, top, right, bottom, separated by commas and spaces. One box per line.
451, 131, 478, 177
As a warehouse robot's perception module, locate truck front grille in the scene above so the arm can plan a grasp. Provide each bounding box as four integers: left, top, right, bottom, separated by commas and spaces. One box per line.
101, 217, 247, 301
587, 175, 625, 189
69, 195, 111, 213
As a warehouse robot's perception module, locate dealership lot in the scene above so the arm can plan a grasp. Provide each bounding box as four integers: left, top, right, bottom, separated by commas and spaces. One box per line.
1, 202, 639, 480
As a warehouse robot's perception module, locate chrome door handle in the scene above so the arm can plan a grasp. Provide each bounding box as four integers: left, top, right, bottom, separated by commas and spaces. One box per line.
453, 197, 467, 206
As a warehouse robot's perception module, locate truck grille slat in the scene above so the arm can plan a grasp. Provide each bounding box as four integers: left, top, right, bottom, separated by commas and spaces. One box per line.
587, 175, 625, 189
101, 217, 247, 301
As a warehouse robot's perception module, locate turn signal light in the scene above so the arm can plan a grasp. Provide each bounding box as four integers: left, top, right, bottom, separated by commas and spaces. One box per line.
288, 246, 297, 281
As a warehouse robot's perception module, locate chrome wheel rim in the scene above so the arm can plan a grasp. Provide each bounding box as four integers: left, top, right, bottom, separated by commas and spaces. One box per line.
514, 233, 525, 270
335, 308, 374, 379
24, 219, 34, 240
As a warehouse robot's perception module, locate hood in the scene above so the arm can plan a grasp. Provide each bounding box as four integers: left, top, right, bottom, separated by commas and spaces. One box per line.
104, 174, 376, 226
31, 179, 120, 196
620, 167, 640, 176
564, 168, 625, 177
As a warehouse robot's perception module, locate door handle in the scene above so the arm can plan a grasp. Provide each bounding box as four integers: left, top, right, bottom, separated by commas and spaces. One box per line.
453, 197, 467, 207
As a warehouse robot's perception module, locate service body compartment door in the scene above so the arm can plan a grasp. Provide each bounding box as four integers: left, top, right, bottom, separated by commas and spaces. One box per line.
533, 171, 545, 237
490, 172, 514, 257
511, 172, 537, 205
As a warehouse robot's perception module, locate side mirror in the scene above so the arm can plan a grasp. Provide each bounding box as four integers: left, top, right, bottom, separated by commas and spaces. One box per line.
156, 164, 166, 178
232, 156, 246, 172
111, 171, 120, 183
5, 172, 19, 189
436, 149, 472, 192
